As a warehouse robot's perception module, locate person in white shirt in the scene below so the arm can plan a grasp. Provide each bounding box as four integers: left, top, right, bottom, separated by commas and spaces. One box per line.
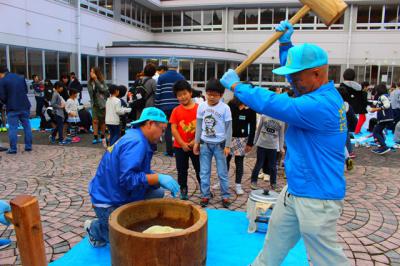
106, 85, 131, 146
65, 89, 84, 142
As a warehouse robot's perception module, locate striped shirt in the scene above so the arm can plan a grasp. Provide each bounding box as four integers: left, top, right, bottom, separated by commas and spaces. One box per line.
155, 70, 185, 112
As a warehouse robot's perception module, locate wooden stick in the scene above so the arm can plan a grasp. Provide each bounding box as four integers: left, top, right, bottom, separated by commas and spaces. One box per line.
9, 195, 47, 266
235, 5, 311, 75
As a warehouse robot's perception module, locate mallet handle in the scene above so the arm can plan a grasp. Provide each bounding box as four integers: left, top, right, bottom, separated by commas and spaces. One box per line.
235, 5, 311, 75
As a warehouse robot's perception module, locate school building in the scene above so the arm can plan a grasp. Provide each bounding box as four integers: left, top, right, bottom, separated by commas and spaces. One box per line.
1, 0, 399, 90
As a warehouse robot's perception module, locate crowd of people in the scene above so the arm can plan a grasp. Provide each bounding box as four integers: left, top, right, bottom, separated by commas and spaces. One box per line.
1, 18, 399, 265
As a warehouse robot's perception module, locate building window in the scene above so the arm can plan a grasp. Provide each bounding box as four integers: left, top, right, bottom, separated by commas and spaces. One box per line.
89, 56, 96, 71
260, 8, 273, 29
27, 49, 43, 79
81, 55, 88, 81
81, 0, 114, 18
128, 58, 144, 81
235, 7, 343, 31
247, 64, 260, 82
261, 64, 273, 82
59, 52, 70, 78
384, 5, 399, 29
355, 65, 366, 82
182, 11, 202, 32
328, 65, 341, 84
246, 9, 259, 30
217, 62, 226, 79
10, 46, 27, 78
45, 51, 58, 80
357, 5, 399, 30
393, 67, 400, 86
179, 60, 191, 81
0, 45, 6, 68
151, 11, 162, 32
206, 61, 216, 80
105, 57, 112, 80
193, 60, 205, 83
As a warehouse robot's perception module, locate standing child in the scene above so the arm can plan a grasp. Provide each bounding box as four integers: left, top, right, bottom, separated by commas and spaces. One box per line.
65, 89, 82, 143
170, 80, 201, 200
227, 97, 256, 195
250, 114, 285, 191
105, 85, 131, 146
369, 83, 394, 155
50, 82, 68, 145
193, 79, 232, 208
117, 85, 129, 136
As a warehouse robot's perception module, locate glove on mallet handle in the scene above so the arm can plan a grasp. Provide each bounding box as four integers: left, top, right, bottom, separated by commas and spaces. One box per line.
235, 5, 310, 75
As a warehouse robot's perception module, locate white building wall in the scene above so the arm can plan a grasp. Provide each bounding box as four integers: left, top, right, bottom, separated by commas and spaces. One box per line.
0, 0, 153, 55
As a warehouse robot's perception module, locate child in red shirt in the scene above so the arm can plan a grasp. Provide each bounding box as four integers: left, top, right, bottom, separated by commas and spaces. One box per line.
170, 80, 201, 200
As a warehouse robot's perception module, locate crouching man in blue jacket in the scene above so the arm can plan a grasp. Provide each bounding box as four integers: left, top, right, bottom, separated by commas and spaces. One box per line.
85, 107, 179, 247
221, 21, 349, 266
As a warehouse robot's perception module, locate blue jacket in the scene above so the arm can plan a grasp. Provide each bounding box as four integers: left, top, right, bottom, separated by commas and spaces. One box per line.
155, 70, 184, 112
0, 72, 31, 112
234, 45, 347, 200
89, 128, 154, 206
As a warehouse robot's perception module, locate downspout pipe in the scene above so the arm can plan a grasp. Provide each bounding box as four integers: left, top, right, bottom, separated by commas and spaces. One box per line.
77, 0, 82, 81
346, 4, 353, 68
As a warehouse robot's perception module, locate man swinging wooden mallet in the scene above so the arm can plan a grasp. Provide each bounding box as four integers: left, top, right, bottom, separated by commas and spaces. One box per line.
220, 1, 349, 265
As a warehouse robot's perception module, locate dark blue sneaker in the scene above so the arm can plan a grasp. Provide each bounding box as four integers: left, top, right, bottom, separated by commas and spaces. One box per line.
49, 135, 56, 144
371, 147, 391, 155
84, 220, 106, 248
59, 140, 69, 145
6, 149, 16, 154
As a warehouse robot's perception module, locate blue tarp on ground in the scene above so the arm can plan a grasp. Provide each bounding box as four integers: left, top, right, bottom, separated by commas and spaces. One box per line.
351, 128, 396, 147
50, 209, 308, 266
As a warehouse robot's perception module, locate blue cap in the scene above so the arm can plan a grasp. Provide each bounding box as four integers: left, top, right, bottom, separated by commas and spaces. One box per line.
167, 57, 179, 68
131, 107, 168, 127
273, 43, 328, 76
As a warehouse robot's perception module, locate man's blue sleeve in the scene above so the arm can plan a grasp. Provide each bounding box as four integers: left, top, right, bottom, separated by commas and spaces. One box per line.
234, 83, 325, 130
118, 141, 150, 191
279, 42, 293, 84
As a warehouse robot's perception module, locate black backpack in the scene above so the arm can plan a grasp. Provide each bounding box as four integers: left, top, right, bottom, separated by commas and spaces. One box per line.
129, 78, 152, 112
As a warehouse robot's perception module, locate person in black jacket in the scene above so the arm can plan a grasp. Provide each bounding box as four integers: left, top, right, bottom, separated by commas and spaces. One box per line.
68, 72, 83, 104
59, 74, 70, 101
338, 69, 368, 135
226, 97, 256, 195
0, 66, 32, 154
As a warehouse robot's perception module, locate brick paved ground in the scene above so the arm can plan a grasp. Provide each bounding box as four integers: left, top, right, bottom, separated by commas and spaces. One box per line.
0, 132, 399, 265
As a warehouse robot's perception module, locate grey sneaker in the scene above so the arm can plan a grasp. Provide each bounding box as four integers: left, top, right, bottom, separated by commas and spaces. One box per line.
84, 220, 106, 248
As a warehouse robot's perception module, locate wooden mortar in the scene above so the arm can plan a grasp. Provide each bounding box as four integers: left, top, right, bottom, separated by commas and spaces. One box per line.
109, 199, 208, 266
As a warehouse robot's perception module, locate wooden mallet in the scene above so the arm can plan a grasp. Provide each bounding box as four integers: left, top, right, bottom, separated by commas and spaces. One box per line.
235, 0, 348, 75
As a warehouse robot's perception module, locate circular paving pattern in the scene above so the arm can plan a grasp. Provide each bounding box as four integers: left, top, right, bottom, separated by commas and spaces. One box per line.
0, 144, 399, 265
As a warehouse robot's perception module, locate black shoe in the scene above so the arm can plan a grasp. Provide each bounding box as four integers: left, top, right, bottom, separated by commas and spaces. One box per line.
200, 198, 209, 208
0, 147, 7, 152
222, 198, 231, 208
6, 149, 17, 154
180, 188, 188, 200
